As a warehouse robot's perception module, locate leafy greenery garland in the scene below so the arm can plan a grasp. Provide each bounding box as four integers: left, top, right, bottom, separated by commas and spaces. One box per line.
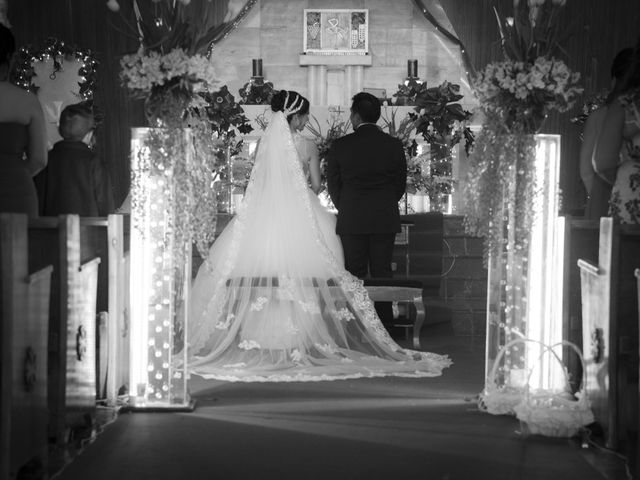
131, 85, 253, 259
463, 112, 538, 262
10, 37, 98, 100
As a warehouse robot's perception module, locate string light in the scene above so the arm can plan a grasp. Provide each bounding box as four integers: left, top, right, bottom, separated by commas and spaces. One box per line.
11, 38, 98, 100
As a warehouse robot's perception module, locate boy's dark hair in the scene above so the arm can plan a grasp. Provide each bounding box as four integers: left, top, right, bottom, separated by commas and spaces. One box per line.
351, 92, 381, 124
59, 103, 95, 141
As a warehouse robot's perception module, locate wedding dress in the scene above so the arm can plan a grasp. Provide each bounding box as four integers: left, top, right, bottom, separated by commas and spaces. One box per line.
187, 110, 451, 381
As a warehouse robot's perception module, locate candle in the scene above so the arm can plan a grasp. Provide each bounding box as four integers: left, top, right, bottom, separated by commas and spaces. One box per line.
252, 58, 263, 77
407, 59, 418, 78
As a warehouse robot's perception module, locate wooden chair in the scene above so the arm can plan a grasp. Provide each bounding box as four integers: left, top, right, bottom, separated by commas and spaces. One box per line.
28, 215, 100, 448
578, 217, 640, 451
1, 214, 52, 480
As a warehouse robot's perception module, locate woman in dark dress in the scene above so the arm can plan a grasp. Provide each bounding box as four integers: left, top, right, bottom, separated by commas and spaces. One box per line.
0, 23, 47, 217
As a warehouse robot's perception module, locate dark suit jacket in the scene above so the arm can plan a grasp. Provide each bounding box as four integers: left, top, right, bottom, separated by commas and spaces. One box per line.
35, 140, 115, 217
326, 124, 407, 234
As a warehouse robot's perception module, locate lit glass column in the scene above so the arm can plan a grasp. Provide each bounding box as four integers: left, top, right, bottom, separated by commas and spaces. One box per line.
129, 128, 193, 410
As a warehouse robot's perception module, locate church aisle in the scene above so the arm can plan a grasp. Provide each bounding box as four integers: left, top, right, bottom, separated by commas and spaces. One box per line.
51, 324, 627, 480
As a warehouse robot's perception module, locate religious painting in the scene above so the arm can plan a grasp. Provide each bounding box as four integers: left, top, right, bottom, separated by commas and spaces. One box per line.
303, 9, 368, 55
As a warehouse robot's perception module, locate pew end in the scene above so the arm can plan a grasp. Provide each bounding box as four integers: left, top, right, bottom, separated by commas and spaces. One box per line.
578, 217, 640, 455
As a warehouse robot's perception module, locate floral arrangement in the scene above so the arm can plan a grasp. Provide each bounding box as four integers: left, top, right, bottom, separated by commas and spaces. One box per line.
238, 79, 276, 105
120, 48, 220, 125
392, 78, 424, 106
386, 81, 474, 200
306, 114, 353, 164
464, 0, 582, 259
109, 1, 255, 257
193, 86, 254, 187
107, 0, 224, 56
109, 0, 229, 126
120, 48, 219, 96
473, 57, 582, 134
200, 86, 253, 139
306, 114, 351, 183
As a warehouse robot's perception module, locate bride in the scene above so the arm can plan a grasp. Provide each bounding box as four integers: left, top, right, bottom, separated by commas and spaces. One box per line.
187, 90, 451, 381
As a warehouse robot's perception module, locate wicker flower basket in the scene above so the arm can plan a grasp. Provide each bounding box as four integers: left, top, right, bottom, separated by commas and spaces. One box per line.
513, 340, 594, 438
479, 338, 557, 416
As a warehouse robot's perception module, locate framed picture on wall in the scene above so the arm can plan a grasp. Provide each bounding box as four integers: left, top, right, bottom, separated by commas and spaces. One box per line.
303, 9, 368, 55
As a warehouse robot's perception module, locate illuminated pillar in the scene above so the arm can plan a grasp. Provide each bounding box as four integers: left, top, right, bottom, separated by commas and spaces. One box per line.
484, 134, 563, 392
129, 128, 193, 411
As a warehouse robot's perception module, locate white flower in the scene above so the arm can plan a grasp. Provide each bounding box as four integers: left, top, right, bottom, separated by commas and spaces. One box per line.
250, 297, 268, 311
120, 48, 220, 95
238, 340, 261, 350
215, 313, 235, 330
334, 308, 355, 321
315, 343, 337, 354
299, 301, 320, 314
291, 349, 303, 362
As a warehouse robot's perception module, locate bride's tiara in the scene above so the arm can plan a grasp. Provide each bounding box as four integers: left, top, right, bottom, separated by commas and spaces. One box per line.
282, 91, 304, 116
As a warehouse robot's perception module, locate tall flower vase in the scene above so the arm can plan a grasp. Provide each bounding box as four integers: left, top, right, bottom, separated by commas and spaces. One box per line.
481, 135, 564, 414
128, 127, 195, 411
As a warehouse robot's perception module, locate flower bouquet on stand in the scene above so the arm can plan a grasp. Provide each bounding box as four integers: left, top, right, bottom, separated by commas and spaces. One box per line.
464, 0, 588, 431
120, 48, 218, 127
108, 0, 254, 410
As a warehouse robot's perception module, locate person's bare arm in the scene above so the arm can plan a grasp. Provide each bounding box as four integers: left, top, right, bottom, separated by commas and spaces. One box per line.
308, 141, 323, 194
593, 101, 625, 185
25, 95, 47, 176
578, 109, 602, 195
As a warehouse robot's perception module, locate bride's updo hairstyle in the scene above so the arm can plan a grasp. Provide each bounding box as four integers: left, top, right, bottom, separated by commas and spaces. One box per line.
271, 90, 310, 123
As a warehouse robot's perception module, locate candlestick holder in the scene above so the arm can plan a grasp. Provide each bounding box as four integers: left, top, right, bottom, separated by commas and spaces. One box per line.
239, 58, 275, 105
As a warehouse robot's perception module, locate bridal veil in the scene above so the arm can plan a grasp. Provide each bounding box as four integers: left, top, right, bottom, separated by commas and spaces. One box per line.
187, 110, 451, 381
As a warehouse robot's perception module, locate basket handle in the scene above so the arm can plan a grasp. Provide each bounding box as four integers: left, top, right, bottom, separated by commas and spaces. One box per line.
549, 340, 589, 395
522, 340, 588, 398
487, 337, 562, 388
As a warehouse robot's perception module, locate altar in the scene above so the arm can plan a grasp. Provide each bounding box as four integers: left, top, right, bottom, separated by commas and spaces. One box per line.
207, 0, 477, 215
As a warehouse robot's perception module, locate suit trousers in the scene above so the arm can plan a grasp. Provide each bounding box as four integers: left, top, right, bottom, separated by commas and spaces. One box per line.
340, 232, 396, 278
340, 233, 396, 322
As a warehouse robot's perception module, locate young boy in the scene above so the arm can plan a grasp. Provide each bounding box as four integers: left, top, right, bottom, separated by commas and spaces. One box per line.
36, 103, 115, 216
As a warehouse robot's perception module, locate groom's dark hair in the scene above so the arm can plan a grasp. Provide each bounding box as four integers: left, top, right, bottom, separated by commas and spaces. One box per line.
351, 92, 381, 123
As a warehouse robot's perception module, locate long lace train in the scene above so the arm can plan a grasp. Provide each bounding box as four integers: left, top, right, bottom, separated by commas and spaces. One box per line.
186, 111, 452, 381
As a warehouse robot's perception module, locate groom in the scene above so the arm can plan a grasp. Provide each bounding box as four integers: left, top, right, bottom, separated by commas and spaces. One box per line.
327, 92, 407, 281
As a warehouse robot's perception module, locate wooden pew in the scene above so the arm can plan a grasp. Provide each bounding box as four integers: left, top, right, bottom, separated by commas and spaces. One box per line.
578, 217, 640, 452
79, 215, 130, 406
105, 215, 130, 406
28, 215, 100, 448
558, 216, 600, 391
1, 214, 52, 480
